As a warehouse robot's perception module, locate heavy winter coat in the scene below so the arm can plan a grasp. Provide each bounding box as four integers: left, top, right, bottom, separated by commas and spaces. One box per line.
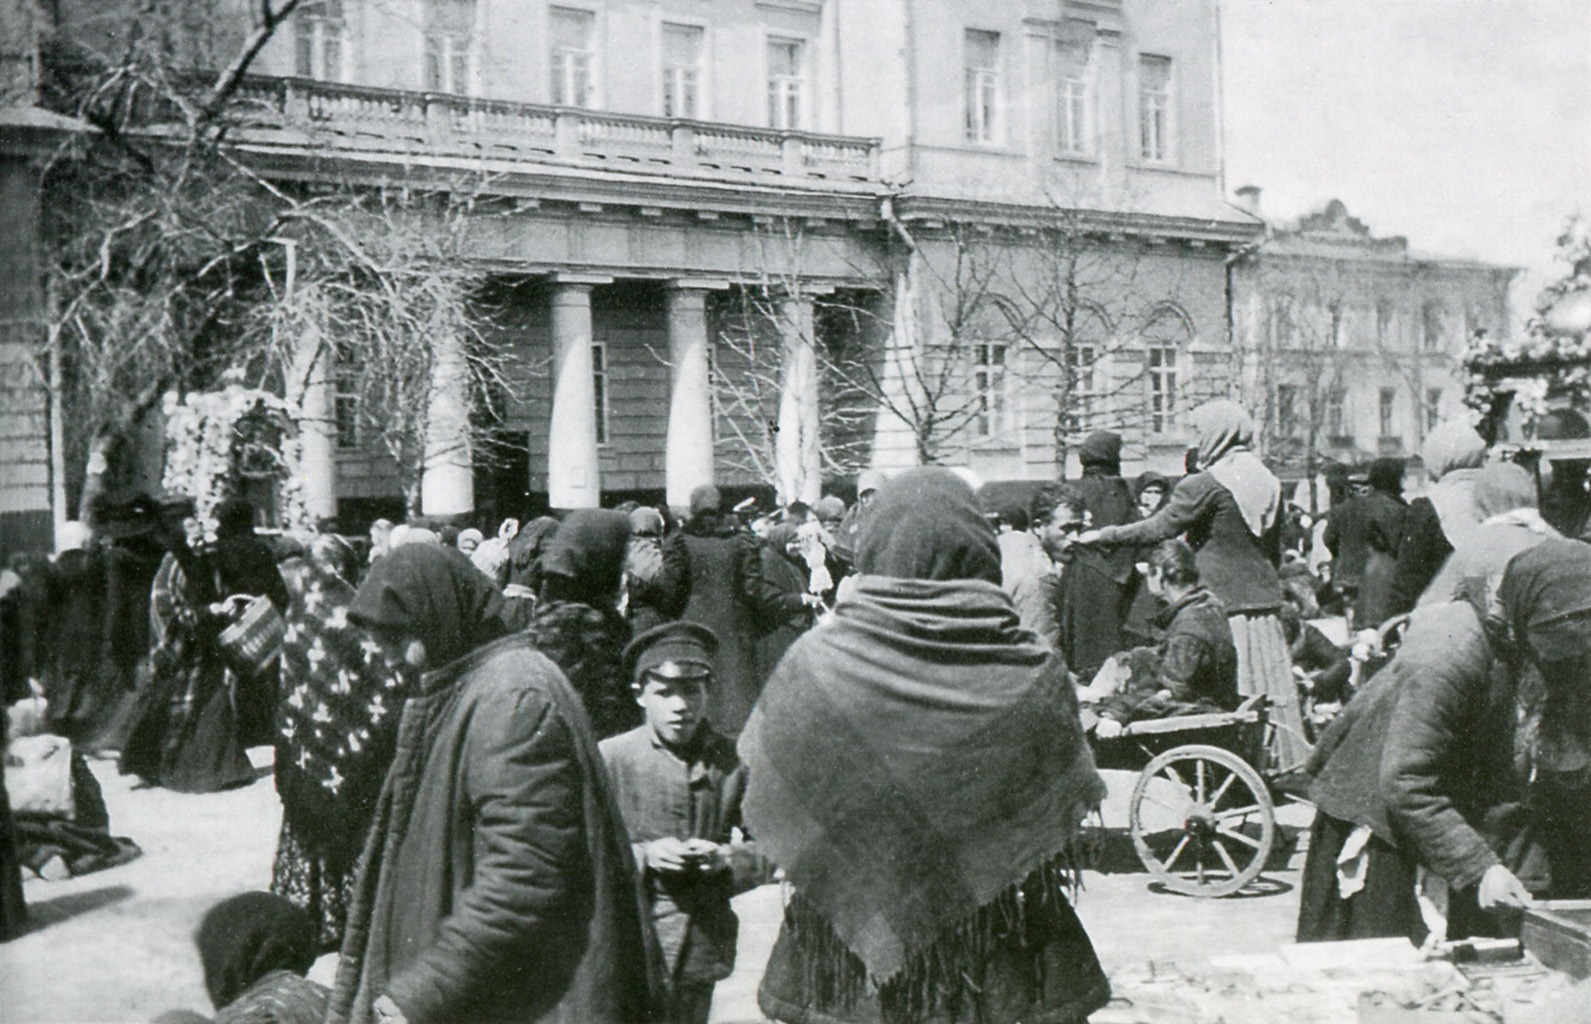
676, 515, 767, 738
325, 636, 655, 1024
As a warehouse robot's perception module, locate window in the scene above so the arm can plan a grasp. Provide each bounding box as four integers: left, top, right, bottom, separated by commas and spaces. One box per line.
973, 341, 1010, 437
1376, 302, 1396, 348
767, 37, 804, 129
964, 30, 1001, 144
1148, 344, 1177, 433
662, 23, 704, 119
1425, 387, 1443, 432
1422, 302, 1446, 353
1138, 54, 1173, 162
295, 0, 346, 81
592, 341, 610, 445
333, 344, 360, 450
1378, 386, 1397, 438
1054, 29, 1092, 155
1276, 384, 1299, 439
550, 7, 595, 107
1325, 387, 1346, 439
425, 0, 475, 94
1063, 343, 1097, 435
1329, 303, 1346, 349
1270, 301, 1295, 349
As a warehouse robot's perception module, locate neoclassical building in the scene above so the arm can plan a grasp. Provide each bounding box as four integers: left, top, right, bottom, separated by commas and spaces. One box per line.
4, 0, 1268, 537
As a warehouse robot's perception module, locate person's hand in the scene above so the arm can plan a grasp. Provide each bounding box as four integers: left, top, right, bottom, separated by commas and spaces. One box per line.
1075, 529, 1105, 547
373, 995, 408, 1024
498, 518, 520, 541
1095, 718, 1124, 739
1477, 864, 1534, 911
682, 838, 729, 873
1153, 689, 1173, 702
644, 837, 697, 874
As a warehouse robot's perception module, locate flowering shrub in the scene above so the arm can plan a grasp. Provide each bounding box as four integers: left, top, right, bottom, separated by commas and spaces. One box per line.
1463, 216, 1591, 434
163, 369, 309, 531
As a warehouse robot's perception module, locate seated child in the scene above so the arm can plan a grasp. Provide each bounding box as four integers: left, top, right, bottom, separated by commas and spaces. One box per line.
600, 623, 769, 1024
1279, 599, 1352, 705
1090, 539, 1239, 734
155, 891, 327, 1024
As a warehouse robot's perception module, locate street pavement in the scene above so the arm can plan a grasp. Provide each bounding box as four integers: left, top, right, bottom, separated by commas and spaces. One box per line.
1, 756, 1314, 1023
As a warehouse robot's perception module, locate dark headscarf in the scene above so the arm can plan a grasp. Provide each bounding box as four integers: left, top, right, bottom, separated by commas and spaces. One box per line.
348, 544, 510, 669
1135, 471, 1171, 505
506, 515, 559, 589
1078, 430, 1122, 474
196, 892, 316, 1009
1368, 457, 1404, 497
1499, 539, 1591, 666
214, 498, 257, 539
856, 467, 1001, 585
538, 509, 631, 606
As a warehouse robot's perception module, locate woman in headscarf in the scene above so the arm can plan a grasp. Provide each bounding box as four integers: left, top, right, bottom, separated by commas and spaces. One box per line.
1385, 419, 1488, 617
1053, 431, 1139, 679
327, 544, 653, 1024
188, 892, 328, 1024
505, 515, 560, 593
524, 509, 637, 739
207, 498, 291, 748
741, 467, 1110, 1024
38, 523, 113, 748
270, 534, 408, 953
1077, 400, 1306, 769
1417, 461, 1558, 608
120, 502, 259, 794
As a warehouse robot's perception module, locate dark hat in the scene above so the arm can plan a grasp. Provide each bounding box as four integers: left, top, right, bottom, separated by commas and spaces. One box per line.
624, 621, 718, 686
689, 484, 723, 517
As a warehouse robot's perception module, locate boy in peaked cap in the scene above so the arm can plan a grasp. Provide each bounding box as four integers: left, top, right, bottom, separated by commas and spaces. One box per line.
599, 623, 771, 1024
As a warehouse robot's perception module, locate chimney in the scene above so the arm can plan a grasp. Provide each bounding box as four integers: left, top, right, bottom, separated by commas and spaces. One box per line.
1233, 185, 1263, 219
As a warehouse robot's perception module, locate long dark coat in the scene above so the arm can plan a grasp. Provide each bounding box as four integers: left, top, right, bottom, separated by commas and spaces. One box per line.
326, 636, 655, 1024
676, 515, 766, 738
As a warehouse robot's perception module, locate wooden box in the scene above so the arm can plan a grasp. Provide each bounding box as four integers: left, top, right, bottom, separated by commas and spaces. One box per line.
1521, 901, 1591, 980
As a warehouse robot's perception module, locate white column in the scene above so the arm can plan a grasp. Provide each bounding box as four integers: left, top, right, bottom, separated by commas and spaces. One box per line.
547, 275, 610, 509
420, 317, 475, 517
775, 291, 823, 505
664, 280, 723, 509
287, 318, 337, 523
871, 258, 927, 471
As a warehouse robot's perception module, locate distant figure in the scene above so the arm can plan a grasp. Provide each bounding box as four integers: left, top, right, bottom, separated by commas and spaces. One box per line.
1354, 458, 1408, 630
625, 506, 688, 636
1418, 461, 1559, 607
601, 623, 770, 1024
1054, 431, 1139, 678
1322, 472, 1373, 617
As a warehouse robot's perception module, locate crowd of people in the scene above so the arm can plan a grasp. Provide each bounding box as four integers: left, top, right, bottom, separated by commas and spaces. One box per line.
1, 395, 1588, 1024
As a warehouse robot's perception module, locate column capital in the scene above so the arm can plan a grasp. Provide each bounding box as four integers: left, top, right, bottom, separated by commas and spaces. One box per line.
548, 272, 615, 287
667, 277, 732, 292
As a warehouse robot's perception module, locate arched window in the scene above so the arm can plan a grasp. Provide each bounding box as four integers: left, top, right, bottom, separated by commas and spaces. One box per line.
1143, 304, 1193, 434
1062, 304, 1110, 436
1421, 301, 1448, 353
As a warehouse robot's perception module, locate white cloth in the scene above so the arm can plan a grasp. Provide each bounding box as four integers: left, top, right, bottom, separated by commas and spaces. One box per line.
1336, 824, 1375, 900
1207, 449, 1281, 540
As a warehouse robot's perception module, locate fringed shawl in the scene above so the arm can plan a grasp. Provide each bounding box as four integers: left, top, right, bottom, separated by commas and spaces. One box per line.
738, 574, 1105, 984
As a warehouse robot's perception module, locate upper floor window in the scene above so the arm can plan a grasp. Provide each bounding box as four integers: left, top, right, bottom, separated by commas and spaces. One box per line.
550, 7, 596, 107
972, 341, 1011, 438
1325, 386, 1346, 439
1421, 302, 1447, 353
295, 0, 347, 81
1276, 383, 1299, 438
1137, 54, 1173, 163
425, 0, 475, 94
1270, 300, 1295, 349
767, 37, 805, 129
1376, 301, 1397, 348
1054, 29, 1093, 156
333, 343, 360, 450
964, 30, 1001, 145
662, 23, 705, 119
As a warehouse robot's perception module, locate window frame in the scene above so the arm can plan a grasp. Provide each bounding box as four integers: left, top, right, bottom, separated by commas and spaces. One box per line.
1136, 53, 1174, 165
294, 0, 348, 82
963, 29, 1002, 146
333, 343, 361, 451
1147, 342, 1179, 434
1378, 386, 1398, 439
1424, 387, 1443, 433
549, 5, 598, 108
766, 35, 807, 130
1053, 29, 1094, 157
661, 21, 707, 120
971, 339, 1013, 439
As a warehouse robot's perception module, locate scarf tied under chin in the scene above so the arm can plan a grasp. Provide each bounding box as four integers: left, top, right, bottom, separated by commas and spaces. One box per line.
739, 574, 1105, 989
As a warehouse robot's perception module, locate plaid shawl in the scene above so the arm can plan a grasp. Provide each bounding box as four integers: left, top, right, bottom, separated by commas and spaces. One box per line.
739, 574, 1104, 984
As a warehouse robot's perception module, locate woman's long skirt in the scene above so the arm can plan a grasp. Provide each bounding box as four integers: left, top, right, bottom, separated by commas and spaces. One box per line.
1229, 612, 1312, 773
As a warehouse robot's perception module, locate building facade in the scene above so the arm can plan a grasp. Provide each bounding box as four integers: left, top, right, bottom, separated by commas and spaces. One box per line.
9, 0, 1269, 531
1229, 194, 1519, 492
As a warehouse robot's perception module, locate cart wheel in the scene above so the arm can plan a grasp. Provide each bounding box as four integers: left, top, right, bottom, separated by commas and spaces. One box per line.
1129, 744, 1275, 897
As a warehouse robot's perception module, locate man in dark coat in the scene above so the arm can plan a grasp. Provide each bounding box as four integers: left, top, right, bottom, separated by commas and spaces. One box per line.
327, 545, 655, 1024
1322, 473, 1372, 620
672, 485, 770, 739
1052, 432, 1139, 678
1354, 458, 1408, 630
